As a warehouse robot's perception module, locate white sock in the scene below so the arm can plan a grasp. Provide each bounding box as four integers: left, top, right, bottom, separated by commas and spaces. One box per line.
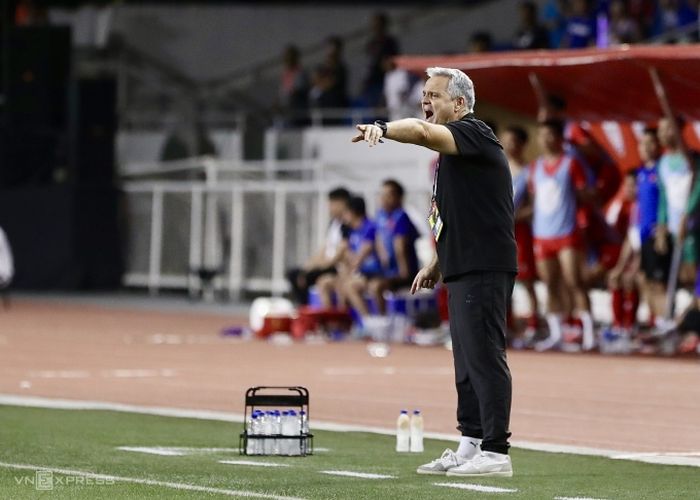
579, 311, 594, 346
456, 436, 481, 457
545, 313, 563, 342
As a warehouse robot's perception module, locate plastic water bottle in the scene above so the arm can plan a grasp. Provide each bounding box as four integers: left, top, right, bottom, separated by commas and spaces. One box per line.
410, 410, 424, 452
246, 413, 256, 455
263, 411, 274, 454
255, 410, 266, 455
279, 410, 290, 455
300, 410, 308, 434
287, 410, 301, 456
272, 410, 282, 455
396, 410, 410, 452
289, 410, 306, 455
299, 410, 309, 455
250, 411, 262, 455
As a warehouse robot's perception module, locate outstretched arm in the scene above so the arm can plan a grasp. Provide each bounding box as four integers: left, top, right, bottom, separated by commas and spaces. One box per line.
352, 120, 459, 155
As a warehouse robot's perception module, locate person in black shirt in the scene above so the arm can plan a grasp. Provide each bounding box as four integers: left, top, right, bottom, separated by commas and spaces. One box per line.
363, 12, 400, 108
323, 36, 349, 107
513, 1, 551, 50
352, 67, 517, 478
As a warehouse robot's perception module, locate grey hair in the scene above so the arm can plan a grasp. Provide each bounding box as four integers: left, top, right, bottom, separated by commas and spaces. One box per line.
425, 67, 475, 112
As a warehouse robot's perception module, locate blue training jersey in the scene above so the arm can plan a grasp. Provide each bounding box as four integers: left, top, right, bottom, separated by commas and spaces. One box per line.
636, 163, 660, 243
347, 217, 382, 276
375, 208, 419, 278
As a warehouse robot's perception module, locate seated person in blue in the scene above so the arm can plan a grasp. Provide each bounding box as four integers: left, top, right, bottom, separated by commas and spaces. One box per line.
342, 182, 419, 333
372, 179, 420, 312
316, 195, 381, 308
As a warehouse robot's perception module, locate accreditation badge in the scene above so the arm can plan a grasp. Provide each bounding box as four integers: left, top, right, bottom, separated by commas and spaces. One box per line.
428, 202, 444, 242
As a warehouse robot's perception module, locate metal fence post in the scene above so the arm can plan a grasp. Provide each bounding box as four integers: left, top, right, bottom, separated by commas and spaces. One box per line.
228, 187, 245, 300
148, 188, 164, 295
271, 186, 287, 296
189, 187, 204, 297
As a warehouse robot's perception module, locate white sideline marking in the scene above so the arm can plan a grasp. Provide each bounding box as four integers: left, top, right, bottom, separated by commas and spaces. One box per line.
319, 470, 395, 479
323, 366, 452, 376
29, 370, 90, 379
149, 334, 184, 345
554, 497, 608, 500
117, 446, 330, 456
511, 440, 621, 457
612, 451, 700, 457
0, 461, 306, 499
1, 394, 698, 468
220, 460, 290, 468
117, 446, 186, 456
118, 446, 241, 456
106, 369, 177, 378
610, 451, 700, 467
145, 333, 241, 345
0, 394, 245, 422
27, 369, 177, 379
433, 482, 517, 493
613, 365, 700, 375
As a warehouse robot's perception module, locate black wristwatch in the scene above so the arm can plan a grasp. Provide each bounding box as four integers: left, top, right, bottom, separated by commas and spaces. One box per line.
374, 120, 388, 138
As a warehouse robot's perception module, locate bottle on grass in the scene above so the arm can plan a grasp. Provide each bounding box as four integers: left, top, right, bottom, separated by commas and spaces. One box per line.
396, 410, 410, 452
410, 410, 424, 453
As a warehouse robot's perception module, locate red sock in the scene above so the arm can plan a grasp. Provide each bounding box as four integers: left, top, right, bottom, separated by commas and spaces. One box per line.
611, 288, 624, 327
622, 289, 639, 328
527, 315, 538, 328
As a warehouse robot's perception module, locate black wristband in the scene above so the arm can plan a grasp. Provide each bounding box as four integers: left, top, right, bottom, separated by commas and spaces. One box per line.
374, 120, 388, 137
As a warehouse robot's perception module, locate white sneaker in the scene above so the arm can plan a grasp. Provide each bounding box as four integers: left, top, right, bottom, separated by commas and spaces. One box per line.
445, 451, 513, 477
654, 317, 677, 336
581, 324, 596, 351
416, 448, 466, 475
534, 334, 560, 352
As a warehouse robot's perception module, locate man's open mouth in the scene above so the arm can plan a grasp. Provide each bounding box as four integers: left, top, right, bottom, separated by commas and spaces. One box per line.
424, 110, 434, 120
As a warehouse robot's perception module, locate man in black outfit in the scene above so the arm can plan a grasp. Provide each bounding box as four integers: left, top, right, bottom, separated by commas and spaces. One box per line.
352, 67, 517, 477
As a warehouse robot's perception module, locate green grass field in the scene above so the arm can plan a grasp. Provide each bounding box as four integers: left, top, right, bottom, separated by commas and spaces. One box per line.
0, 405, 698, 499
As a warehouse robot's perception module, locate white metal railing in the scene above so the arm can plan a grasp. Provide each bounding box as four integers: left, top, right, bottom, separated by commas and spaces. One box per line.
120, 150, 434, 298
122, 163, 432, 299
123, 180, 325, 298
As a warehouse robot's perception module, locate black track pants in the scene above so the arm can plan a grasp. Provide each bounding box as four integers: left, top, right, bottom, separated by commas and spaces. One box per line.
446, 271, 514, 455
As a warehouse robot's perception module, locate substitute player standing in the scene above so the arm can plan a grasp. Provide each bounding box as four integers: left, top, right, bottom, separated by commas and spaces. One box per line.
352, 67, 517, 477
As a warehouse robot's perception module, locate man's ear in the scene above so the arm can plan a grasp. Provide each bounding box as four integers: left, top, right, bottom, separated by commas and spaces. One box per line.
455, 96, 466, 112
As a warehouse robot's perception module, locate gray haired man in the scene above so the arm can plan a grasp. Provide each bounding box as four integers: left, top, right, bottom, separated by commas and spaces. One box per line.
352, 67, 517, 477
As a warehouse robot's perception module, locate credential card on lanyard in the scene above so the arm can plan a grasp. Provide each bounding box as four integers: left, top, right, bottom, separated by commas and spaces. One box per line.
428, 159, 444, 241
428, 203, 444, 241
